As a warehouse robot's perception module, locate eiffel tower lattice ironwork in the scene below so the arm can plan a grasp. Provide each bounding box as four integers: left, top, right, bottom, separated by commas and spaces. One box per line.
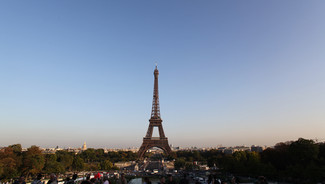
138, 66, 172, 158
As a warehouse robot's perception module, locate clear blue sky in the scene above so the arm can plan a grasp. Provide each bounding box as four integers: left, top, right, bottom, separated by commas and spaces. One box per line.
1, 1, 324, 148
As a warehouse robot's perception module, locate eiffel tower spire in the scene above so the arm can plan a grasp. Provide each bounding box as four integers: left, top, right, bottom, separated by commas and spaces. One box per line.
151, 65, 161, 119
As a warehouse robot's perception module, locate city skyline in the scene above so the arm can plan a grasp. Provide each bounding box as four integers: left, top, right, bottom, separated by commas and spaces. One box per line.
1, 1, 325, 149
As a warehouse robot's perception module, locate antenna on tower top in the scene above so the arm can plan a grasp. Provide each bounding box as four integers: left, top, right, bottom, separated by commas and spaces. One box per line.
155, 62, 158, 69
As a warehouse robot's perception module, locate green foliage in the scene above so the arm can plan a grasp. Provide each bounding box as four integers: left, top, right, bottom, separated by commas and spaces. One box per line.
207, 155, 218, 167
233, 151, 247, 162
100, 160, 113, 170
174, 157, 186, 170
261, 143, 290, 170
21, 146, 45, 176
185, 162, 194, 170
0, 146, 20, 179
8, 144, 22, 154
289, 138, 319, 166
105, 151, 137, 162
173, 138, 325, 182
176, 150, 204, 162
56, 151, 74, 170
0, 162, 3, 177
72, 156, 84, 171
0, 157, 18, 179
85, 163, 100, 171
44, 154, 64, 174
80, 148, 96, 163
79, 149, 138, 163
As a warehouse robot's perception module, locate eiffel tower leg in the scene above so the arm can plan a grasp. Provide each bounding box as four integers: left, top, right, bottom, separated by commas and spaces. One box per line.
138, 144, 146, 158
146, 125, 154, 137
138, 142, 151, 158
158, 125, 166, 138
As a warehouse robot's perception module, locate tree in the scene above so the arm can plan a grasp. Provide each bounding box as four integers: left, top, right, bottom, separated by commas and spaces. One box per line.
21, 146, 45, 176
207, 156, 218, 168
85, 163, 99, 171
72, 156, 84, 171
289, 138, 319, 166
185, 162, 194, 170
0, 162, 3, 177
100, 160, 113, 170
261, 143, 290, 171
174, 158, 186, 170
233, 151, 247, 162
8, 144, 23, 170
245, 151, 261, 176
44, 154, 64, 174
0, 147, 20, 179
56, 151, 73, 170
192, 150, 201, 161
8, 144, 22, 154
80, 148, 96, 163
95, 149, 104, 161
0, 157, 18, 179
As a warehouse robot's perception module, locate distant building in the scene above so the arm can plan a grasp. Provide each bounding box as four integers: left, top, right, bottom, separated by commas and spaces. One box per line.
104, 148, 138, 153
82, 141, 87, 151
234, 146, 250, 151
224, 146, 250, 154
172, 146, 181, 151
42, 148, 56, 154
66, 147, 82, 154
224, 149, 234, 154
218, 147, 227, 152
251, 145, 265, 152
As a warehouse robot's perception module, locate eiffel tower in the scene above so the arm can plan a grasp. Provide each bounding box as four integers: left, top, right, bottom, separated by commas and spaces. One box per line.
138, 66, 172, 158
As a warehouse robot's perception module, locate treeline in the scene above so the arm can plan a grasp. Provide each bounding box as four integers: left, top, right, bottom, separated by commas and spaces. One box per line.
174, 138, 325, 183
2, 138, 325, 183
0, 144, 137, 180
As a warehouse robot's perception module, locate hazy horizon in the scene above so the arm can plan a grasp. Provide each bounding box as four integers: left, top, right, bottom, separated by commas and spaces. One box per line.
1, 1, 324, 149
2, 135, 319, 149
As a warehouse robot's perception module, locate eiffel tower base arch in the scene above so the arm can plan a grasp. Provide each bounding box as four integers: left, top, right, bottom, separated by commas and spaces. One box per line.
138, 138, 172, 158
